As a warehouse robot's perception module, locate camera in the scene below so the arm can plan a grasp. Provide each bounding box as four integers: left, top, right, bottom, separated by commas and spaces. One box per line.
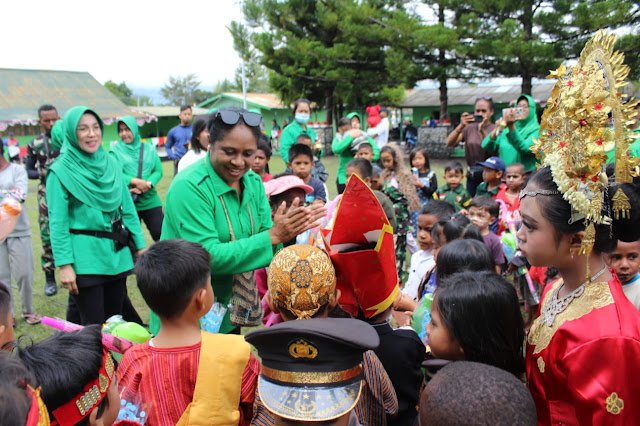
514, 107, 524, 119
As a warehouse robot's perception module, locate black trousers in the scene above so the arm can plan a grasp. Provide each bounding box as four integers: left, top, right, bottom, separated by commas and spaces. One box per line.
71, 275, 128, 325
137, 206, 164, 242
337, 180, 346, 195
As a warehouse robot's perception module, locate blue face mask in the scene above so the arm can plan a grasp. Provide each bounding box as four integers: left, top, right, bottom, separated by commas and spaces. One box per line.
295, 113, 310, 124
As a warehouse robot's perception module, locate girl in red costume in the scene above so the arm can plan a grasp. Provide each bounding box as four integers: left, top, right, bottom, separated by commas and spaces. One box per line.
516, 31, 640, 425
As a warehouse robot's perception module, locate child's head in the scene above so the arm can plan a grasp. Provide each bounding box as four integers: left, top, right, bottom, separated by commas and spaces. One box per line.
409, 148, 430, 172
443, 162, 464, 190
431, 213, 483, 258
355, 143, 374, 161
252, 140, 272, 175
605, 240, 640, 285
419, 361, 536, 426
517, 167, 640, 267
135, 239, 213, 322
17, 325, 120, 426
379, 145, 398, 171
370, 164, 384, 190
265, 176, 313, 213
288, 143, 314, 181
435, 239, 495, 283
337, 117, 351, 135
417, 201, 456, 252
0, 352, 38, 426
266, 245, 339, 321
427, 271, 525, 377
477, 156, 505, 186
505, 162, 525, 192
468, 196, 499, 232
295, 133, 313, 147
0, 284, 14, 351
346, 158, 373, 187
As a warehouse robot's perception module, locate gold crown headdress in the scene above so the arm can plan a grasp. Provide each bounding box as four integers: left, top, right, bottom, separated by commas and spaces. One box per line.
531, 30, 639, 261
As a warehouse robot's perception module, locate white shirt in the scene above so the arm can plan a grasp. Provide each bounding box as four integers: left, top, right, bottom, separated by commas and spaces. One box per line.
623, 274, 640, 310
402, 249, 435, 300
368, 118, 389, 149
177, 150, 207, 173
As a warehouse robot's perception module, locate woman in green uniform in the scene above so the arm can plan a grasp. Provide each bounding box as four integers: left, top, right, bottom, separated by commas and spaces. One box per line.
110, 116, 164, 241
278, 99, 317, 164
47, 106, 146, 325
159, 107, 325, 334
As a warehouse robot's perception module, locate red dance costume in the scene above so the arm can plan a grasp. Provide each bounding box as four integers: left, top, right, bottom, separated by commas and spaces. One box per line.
526, 276, 640, 424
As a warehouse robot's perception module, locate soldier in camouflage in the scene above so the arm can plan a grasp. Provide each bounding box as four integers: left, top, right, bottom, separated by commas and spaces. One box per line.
26, 104, 60, 296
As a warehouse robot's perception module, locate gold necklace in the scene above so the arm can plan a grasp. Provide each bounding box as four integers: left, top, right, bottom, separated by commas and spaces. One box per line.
543, 265, 607, 327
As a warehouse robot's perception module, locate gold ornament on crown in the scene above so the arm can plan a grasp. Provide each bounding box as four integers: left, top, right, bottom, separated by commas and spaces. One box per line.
532, 30, 639, 259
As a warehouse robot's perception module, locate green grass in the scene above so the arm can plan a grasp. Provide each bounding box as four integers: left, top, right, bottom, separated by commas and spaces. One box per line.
11, 146, 449, 342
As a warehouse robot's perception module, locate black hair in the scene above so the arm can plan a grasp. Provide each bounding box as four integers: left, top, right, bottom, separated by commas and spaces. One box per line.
38, 104, 57, 118
17, 325, 109, 423
475, 96, 495, 112
292, 98, 311, 115
380, 145, 398, 163
420, 361, 536, 426
257, 140, 272, 159
346, 158, 372, 180
525, 167, 640, 251
208, 107, 261, 147
337, 117, 351, 128
0, 352, 36, 426
0, 137, 3, 155
357, 142, 373, 152
190, 116, 209, 154
444, 161, 464, 174
0, 283, 10, 325
288, 143, 314, 163
436, 213, 484, 245
371, 164, 382, 179
295, 134, 312, 144
180, 105, 192, 113
545, 266, 560, 283
469, 195, 500, 219
135, 239, 211, 319
420, 200, 456, 221
435, 271, 525, 378
436, 239, 495, 284
409, 147, 430, 171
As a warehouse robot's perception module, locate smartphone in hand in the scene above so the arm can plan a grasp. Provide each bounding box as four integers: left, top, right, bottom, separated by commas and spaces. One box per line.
474, 114, 484, 123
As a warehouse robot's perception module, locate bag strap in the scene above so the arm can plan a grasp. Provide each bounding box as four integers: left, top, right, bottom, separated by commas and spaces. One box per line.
218, 196, 254, 242
137, 144, 144, 179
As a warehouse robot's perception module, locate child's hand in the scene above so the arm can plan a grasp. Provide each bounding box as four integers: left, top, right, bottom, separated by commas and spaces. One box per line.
413, 175, 425, 188
391, 309, 413, 327
459, 208, 469, 216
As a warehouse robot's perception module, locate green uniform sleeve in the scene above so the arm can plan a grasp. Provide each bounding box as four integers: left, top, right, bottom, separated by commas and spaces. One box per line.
165, 180, 275, 275
506, 128, 533, 154
371, 137, 380, 161
120, 182, 146, 250
146, 154, 163, 187
280, 127, 296, 163
46, 172, 74, 267
332, 134, 354, 155
481, 133, 500, 152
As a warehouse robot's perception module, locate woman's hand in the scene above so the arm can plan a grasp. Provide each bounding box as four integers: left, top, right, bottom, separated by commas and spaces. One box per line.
349, 129, 364, 138
59, 264, 78, 295
130, 178, 152, 193
269, 198, 326, 245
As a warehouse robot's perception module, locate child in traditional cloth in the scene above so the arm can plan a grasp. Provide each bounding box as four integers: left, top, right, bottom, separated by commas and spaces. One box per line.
253, 244, 398, 426
118, 239, 259, 425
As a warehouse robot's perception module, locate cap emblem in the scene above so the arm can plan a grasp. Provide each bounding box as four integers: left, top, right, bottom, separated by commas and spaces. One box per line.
289, 339, 318, 359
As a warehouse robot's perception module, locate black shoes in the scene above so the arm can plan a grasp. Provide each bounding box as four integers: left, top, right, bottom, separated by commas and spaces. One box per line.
44, 271, 58, 296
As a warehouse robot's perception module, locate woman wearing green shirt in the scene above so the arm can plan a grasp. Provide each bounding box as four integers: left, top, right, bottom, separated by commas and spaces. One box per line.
47, 106, 146, 325
481, 94, 540, 170
279, 99, 317, 164
159, 107, 325, 334
110, 116, 164, 241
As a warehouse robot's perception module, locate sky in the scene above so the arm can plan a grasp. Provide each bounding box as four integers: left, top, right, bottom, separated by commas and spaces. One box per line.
3, 0, 245, 91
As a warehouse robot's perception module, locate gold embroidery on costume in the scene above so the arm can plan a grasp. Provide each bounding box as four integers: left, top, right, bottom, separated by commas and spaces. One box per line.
528, 281, 614, 353
537, 357, 545, 373
289, 339, 319, 359
612, 188, 631, 220
606, 392, 624, 415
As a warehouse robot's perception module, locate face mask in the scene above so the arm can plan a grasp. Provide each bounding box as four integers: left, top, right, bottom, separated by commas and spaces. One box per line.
295, 113, 310, 124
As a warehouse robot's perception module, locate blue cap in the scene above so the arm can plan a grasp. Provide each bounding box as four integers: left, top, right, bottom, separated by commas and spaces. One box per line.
477, 157, 506, 173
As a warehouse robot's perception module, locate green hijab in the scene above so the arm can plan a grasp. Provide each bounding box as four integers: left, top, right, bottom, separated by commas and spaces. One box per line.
504, 94, 540, 141
347, 112, 363, 130
49, 106, 123, 212
110, 116, 156, 177
50, 120, 65, 151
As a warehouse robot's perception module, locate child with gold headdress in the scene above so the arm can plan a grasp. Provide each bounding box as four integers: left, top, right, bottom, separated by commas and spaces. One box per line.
519, 30, 640, 424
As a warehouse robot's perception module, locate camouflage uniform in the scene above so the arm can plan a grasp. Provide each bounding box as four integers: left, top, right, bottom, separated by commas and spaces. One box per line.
381, 183, 411, 283
26, 134, 59, 274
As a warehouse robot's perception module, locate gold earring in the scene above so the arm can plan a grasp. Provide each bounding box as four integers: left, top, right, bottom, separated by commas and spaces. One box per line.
569, 247, 576, 259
